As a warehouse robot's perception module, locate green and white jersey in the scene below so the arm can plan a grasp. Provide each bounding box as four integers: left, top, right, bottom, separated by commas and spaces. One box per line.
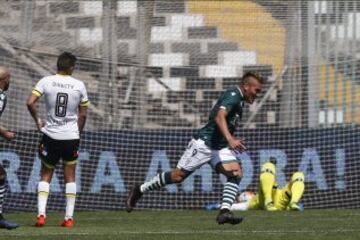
194, 87, 244, 150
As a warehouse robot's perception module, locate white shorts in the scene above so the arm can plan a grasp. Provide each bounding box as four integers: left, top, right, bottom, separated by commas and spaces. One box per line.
176, 138, 239, 172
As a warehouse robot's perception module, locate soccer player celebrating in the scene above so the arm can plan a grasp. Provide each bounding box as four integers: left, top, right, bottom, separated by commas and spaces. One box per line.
126, 72, 264, 224
229, 161, 305, 211
0, 67, 19, 230
27, 52, 89, 228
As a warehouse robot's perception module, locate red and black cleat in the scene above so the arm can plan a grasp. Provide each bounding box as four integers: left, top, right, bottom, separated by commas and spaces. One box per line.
35, 215, 46, 227
125, 185, 143, 213
61, 218, 74, 228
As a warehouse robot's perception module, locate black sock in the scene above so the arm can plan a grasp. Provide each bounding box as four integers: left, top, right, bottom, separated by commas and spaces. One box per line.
220, 208, 230, 214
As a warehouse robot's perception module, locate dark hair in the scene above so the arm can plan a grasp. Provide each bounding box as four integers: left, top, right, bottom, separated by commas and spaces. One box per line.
57, 52, 77, 72
241, 71, 265, 84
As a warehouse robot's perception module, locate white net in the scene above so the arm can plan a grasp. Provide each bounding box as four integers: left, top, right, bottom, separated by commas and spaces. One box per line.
0, 0, 359, 212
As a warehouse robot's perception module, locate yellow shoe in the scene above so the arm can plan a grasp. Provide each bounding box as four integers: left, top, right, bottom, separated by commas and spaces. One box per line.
265, 202, 278, 211
289, 202, 301, 211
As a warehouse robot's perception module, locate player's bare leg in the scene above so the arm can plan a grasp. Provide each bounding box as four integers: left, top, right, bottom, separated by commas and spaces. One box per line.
126, 168, 189, 212
61, 163, 77, 228
216, 162, 243, 225
36, 163, 54, 227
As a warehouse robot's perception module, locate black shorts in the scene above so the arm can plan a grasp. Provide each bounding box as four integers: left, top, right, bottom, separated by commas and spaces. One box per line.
38, 134, 80, 169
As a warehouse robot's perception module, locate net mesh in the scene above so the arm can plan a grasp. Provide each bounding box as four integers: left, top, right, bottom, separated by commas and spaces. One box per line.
0, 0, 359, 212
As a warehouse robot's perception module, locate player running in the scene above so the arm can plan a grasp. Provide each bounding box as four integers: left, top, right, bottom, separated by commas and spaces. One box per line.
0, 67, 19, 230
126, 72, 264, 225
27, 52, 89, 228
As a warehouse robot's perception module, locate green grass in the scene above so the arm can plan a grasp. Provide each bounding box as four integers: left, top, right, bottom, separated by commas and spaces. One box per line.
1, 210, 360, 240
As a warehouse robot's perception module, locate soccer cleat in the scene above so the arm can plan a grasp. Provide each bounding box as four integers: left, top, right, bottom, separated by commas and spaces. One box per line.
289, 202, 302, 211
35, 215, 46, 227
265, 202, 278, 211
125, 185, 143, 213
61, 219, 74, 228
0, 219, 19, 230
216, 210, 243, 225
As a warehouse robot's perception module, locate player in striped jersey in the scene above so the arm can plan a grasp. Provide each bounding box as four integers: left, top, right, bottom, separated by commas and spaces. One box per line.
126, 72, 264, 224
0, 67, 19, 230
27, 52, 89, 228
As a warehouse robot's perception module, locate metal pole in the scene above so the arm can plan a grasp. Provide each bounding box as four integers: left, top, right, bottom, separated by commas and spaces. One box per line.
307, 0, 318, 127
324, 1, 331, 126
351, 1, 357, 123
343, 1, 349, 125
101, 0, 118, 128
109, 1, 118, 129
315, 1, 322, 126
334, 1, 339, 126
134, 0, 154, 128
20, 0, 34, 48
280, 1, 302, 127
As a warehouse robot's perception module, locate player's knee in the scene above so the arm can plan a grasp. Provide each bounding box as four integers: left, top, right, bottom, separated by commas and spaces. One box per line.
0, 165, 7, 184
171, 170, 187, 183
217, 162, 242, 178
291, 172, 305, 182
261, 162, 276, 175
172, 175, 184, 183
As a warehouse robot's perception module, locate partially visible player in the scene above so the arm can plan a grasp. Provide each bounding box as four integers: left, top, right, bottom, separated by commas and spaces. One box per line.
233, 162, 304, 211
0, 67, 19, 230
27, 52, 89, 228
206, 162, 305, 211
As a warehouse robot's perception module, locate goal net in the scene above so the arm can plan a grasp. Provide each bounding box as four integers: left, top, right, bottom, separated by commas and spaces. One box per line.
0, 0, 359, 212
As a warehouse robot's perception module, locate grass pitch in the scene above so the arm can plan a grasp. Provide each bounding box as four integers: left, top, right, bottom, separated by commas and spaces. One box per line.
1, 210, 359, 240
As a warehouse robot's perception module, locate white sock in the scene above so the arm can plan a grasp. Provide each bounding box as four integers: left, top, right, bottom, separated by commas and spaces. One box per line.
38, 181, 50, 217
230, 201, 250, 211
65, 182, 76, 220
